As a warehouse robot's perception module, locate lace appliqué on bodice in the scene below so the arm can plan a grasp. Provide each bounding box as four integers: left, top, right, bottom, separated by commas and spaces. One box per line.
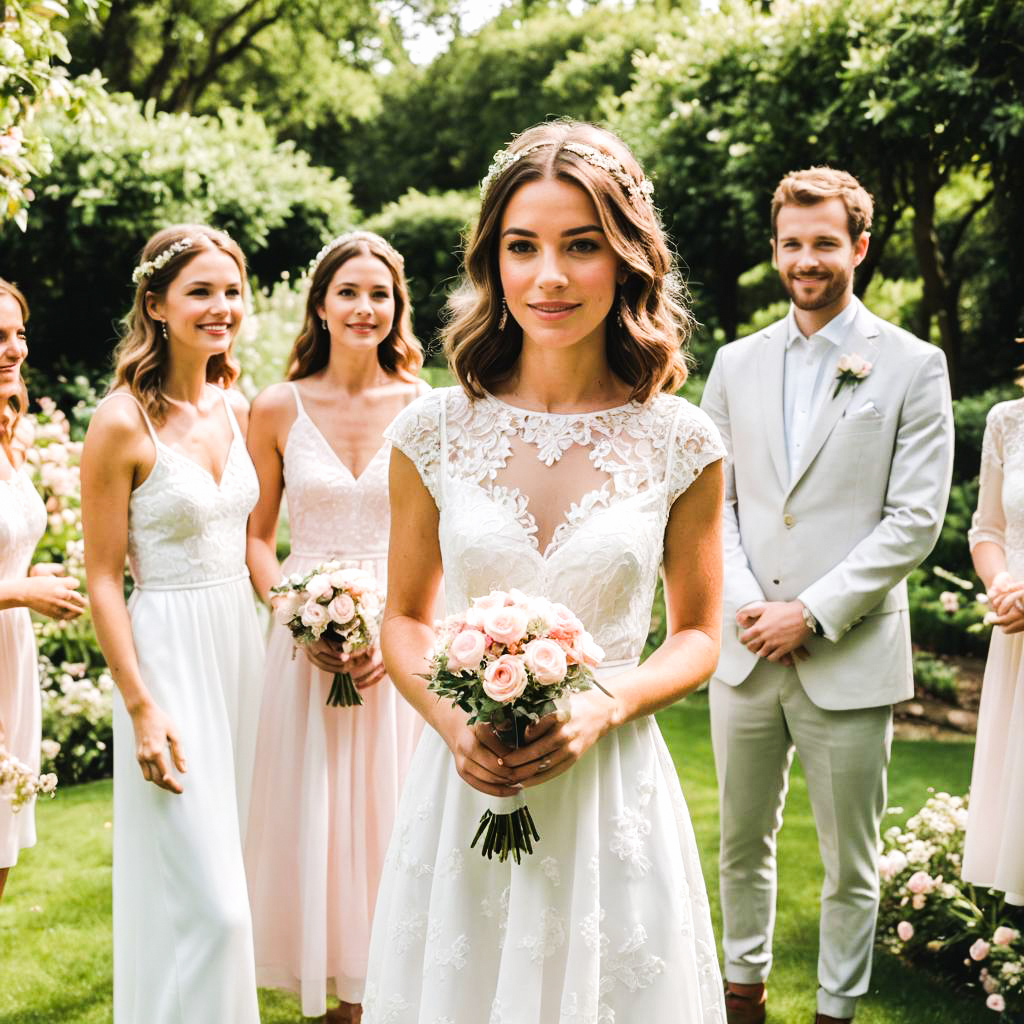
0, 467, 46, 581
283, 385, 392, 560
385, 388, 724, 661
970, 398, 1024, 577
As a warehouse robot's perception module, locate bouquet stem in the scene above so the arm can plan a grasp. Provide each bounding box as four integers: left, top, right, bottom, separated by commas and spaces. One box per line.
327, 672, 363, 707
471, 804, 540, 864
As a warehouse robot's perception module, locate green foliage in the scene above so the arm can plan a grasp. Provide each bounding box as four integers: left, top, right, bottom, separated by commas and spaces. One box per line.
364, 188, 479, 358
234, 274, 307, 398
912, 650, 961, 702
907, 568, 990, 659
2, 91, 354, 381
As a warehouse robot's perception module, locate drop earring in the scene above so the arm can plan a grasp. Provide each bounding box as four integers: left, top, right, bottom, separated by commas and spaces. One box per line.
617, 297, 626, 328
160, 321, 169, 341
498, 298, 508, 331
321, 318, 329, 332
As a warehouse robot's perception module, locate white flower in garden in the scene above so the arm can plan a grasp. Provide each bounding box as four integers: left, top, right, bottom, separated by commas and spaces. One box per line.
1001, 962, 1022, 980
986, 993, 1005, 1013
939, 591, 960, 613
907, 871, 935, 894
40, 739, 60, 760
911, 893, 926, 910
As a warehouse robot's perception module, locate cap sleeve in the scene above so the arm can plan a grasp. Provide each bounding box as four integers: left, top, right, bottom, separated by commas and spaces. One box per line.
968, 402, 1008, 552
384, 388, 446, 505
667, 401, 727, 506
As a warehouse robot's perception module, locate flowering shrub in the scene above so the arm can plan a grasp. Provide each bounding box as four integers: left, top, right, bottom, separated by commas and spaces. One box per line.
878, 790, 1024, 1019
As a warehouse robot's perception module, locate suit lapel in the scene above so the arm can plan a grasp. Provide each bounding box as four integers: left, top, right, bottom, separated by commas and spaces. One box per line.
787, 312, 880, 492
757, 322, 789, 490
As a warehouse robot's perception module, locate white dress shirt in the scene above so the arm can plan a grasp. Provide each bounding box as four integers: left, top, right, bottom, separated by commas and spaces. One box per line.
783, 296, 861, 480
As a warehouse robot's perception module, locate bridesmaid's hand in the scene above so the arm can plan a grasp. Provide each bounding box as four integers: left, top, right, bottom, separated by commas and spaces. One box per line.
303, 637, 350, 674
347, 648, 387, 690
129, 703, 186, 793
499, 690, 615, 789
19, 573, 87, 620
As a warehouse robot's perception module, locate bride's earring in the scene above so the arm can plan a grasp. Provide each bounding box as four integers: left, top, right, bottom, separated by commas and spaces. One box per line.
159, 321, 169, 341
498, 298, 508, 331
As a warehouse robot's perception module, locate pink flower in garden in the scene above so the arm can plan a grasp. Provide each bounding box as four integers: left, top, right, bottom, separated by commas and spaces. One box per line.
447, 629, 487, 671
970, 938, 991, 962
482, 605, 529, 646
907, 870, 935, 894
981, 969, 999, 994
482, 654, 529, 703
912, 893, 926, 910
896, 921, 914, 942
523, 638, 568, 684
993, 927, 1019, 947
327, 593, 356, 624
987, 994, 1006, 1013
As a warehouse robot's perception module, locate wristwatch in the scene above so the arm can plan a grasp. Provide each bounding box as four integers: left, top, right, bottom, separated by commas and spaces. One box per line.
800, 602, 823, 637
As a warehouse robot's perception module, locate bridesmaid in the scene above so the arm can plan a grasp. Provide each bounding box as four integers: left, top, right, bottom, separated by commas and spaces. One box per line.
0, 279, 86, 900
81, 225, 263, 1022
244, 231, 425, 1022
963, 394, 1024, 905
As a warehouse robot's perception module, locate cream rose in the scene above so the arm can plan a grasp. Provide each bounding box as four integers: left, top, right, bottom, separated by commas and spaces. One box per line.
523, 638, 568, 684
301, 600, 329, 630
482, 655, 529, 703
327, 593, 356, 624
579, 631, 605, 668
482, 605, 529, 646
473, 590, 508, 611
272, 591, 303, 624
993, 927, 1020, 947
549, 603, 584, 639
447, 629, 487, 671
305, 573, 333, 599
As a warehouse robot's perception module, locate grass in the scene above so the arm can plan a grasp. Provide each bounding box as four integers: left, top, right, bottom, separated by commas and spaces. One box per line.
0, 695, 976, 1024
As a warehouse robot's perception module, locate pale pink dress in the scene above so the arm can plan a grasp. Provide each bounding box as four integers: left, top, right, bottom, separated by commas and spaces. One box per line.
244, 382, 423, 1016
964, 398, 1024, 904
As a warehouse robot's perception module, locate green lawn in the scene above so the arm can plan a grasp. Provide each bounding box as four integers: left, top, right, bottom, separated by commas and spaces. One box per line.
0, 695, 976, 1024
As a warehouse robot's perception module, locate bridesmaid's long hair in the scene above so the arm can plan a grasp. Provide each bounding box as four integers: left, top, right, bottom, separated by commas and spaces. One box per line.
444, 120, 694, 403
287, 231, 423, 382
111, 224, 246, 424
0, 278, 30, 463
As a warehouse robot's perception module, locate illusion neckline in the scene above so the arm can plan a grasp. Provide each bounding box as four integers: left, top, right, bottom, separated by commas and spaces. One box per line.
482, 391, 641, 419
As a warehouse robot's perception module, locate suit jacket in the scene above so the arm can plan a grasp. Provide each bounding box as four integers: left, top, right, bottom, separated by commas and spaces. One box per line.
700, 301, 954, 710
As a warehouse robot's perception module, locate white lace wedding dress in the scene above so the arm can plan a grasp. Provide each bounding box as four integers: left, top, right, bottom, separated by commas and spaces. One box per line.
363, 387, 727, 1024
106, 390, 263, 1023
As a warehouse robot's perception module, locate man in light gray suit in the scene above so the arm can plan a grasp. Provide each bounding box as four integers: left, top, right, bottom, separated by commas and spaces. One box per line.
700, 167, 954, 1024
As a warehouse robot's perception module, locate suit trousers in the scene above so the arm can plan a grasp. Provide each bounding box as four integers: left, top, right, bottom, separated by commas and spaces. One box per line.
710, 660, 893, 1019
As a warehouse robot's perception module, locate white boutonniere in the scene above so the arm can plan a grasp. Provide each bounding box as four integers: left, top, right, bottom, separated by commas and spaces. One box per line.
832, 353, 872, 399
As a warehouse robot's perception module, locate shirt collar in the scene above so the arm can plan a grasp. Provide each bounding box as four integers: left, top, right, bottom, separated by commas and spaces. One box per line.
785, 295, 861, 349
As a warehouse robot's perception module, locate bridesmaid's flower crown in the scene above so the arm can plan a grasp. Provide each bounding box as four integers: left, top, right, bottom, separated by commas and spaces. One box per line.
480, 141, 655, 210
132, 237, 196, 285
308, 231, 406, 277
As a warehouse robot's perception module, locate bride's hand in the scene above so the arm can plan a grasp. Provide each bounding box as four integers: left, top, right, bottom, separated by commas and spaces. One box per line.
438, 709, 521, 799
500, 690, 614, 788
129, 702, 186, 793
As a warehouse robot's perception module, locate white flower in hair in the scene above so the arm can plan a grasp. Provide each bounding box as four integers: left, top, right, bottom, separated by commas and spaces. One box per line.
307, 230, 404, 278
132, 237, 196, 285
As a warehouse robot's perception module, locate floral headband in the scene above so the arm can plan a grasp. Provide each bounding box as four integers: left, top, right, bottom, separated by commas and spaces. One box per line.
308, 231, 405, 277
479, 141, 655, 209
132, 237, 196, 285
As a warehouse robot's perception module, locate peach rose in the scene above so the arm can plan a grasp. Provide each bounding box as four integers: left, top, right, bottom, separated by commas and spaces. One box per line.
970, 938, 991, 961
482, 605, 529, 646
523, 638, 568, 685
305, 573, 333, 599
301, 600, 329, 630
327, 593, 356, 624
482, 655, 529, 703
549, 603, 584, 639
473, 590, 508, 611
447, 629, 487, 671
579, 631, 605, 668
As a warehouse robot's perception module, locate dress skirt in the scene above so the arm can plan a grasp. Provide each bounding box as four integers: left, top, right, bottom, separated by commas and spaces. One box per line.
245, 551, 422, 1016
113, 576, 264, 1023
963, 627, 1024, 903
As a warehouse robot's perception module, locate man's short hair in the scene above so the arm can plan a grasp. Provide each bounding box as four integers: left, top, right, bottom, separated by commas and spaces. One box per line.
771, 166, 874, 243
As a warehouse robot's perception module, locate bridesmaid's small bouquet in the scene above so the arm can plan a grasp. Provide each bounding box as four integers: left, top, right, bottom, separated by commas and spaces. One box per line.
424, 590, 608, 864
0, 745, 57, 812
271, 561, 384, 707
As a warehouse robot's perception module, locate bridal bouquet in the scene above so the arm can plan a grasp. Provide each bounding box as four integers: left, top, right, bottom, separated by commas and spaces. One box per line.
424, 590, 607, 864
271, 561, 384, 707
0, 746, 58, 812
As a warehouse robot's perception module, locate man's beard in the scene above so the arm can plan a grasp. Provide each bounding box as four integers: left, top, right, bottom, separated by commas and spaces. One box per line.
781, 268, 850, 311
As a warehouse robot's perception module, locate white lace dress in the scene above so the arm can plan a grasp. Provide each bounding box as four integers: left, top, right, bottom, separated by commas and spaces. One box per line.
964, 398, 1024, 904
0, 463, 46, 868
363, 388, 727, 1024
245, 382, 422, 1016
106, 391, 264, 1023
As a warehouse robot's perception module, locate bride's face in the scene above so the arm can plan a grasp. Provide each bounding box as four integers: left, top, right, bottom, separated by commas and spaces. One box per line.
498, 178, 624, 355
0, 293, 28, 403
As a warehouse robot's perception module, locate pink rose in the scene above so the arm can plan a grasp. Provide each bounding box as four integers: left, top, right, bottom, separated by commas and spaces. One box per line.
447, 629, 487, 671
473, 591, 508, 611
523, 638, 568, 684
579, 631, 605, 668
970, 938, 991, 961
327, 593, 356, 624
981, 969, 999, 994
987, 994, 1006, 1013
907, 871, 935, 894
301, 600, 329, 630
272, 591, 303, 624
993, 927, 1019, 947
549, 603, 583, 640
896, 921, 914, 942
483, 605, 529, 646
482, 655, 529, 703
305, 573, 333, 599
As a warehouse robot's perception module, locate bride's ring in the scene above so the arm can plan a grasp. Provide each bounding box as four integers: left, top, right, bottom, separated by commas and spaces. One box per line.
538, 760, 550, 772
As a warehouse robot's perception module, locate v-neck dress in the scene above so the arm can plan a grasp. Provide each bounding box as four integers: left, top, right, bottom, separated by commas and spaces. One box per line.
104, 390, 263, 1024
362, 387, 727, 1024
244, 381, 423, 1016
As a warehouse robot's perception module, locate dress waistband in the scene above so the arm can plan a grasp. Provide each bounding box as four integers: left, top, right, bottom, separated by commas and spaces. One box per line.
288, 550, 386, 562
133, 570, 251, 592
594, 657, 640, 682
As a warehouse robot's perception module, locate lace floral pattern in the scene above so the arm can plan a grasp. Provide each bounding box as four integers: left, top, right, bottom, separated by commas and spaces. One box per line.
970, 399, 1024, 577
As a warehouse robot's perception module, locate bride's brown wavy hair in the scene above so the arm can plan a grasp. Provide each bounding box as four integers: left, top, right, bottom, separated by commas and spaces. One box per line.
444, 121, 694, 403
0, 278, 30, 461
287, 231, 422, 381
110, 224, 246, 424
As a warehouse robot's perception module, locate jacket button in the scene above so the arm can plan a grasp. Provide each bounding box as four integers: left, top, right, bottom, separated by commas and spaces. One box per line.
783, 514, 795, 528
772, 579, 780, 585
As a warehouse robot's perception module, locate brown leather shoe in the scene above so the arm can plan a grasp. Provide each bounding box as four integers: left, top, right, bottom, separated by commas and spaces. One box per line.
724, 982, 767, 1024
814, 1015, 852, 1023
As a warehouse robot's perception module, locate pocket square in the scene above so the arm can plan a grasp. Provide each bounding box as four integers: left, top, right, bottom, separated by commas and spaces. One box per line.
847, 400, 882, 419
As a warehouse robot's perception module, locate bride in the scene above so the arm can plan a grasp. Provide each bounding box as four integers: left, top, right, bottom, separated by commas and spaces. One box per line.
363, 121, 727, 1023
